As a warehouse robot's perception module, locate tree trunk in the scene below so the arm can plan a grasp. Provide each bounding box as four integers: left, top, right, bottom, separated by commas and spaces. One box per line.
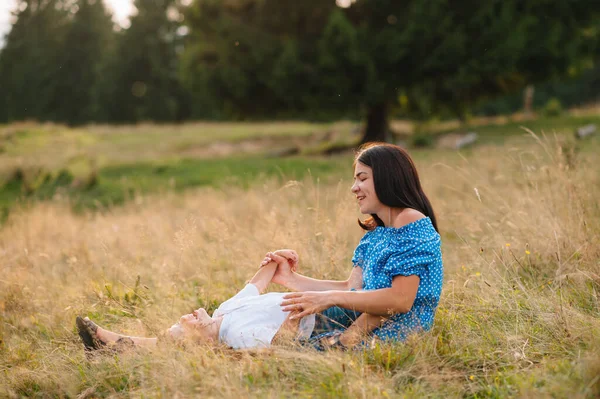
361, 102, 389, 144
523, 84, 535, 118
451, 101, 468, 127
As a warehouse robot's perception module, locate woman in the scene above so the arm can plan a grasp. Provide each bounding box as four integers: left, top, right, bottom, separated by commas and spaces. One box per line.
266, 142, 443, 348
77, 250, 314, 352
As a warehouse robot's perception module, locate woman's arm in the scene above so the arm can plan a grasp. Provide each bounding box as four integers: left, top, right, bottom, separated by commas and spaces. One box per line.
279, 267, 363, 292
263, 249, 363, 292
333, 275, 419, 315
282, 274, 420, 318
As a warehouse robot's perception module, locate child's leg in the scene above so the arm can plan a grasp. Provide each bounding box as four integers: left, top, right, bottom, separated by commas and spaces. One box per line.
80, 317, 157, 348
96, 326, 158, 348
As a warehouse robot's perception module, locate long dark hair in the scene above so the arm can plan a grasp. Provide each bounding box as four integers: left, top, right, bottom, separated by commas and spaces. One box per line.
354, 142, 439, 233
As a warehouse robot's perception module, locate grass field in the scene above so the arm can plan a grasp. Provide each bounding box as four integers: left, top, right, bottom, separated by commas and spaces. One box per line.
2, 113, 599, 216
1, 117, 600, 397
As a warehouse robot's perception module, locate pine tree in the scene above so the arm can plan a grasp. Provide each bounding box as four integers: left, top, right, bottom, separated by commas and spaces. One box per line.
53, 0, 115, 124
181, 0, 337, 120
0, 0, 69, 122
393, 0, 600, 123
181, 0, 600, 142
108, 0, 187, 122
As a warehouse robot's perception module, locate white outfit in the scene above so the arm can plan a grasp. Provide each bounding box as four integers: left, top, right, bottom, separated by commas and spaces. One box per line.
168, 284, 315, 350
214, 284, 315, 349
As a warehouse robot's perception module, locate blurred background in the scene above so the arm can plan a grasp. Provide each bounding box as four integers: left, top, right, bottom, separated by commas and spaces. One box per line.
0, 0, 599, 217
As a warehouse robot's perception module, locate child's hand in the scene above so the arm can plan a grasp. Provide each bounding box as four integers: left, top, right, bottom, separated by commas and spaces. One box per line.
274, 249, 299, 268
260, 249, 298, 271
259, 252, 288, 267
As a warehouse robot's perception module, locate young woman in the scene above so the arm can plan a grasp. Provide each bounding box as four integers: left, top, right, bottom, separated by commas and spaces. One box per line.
77, 250, 315, 352
265, 142, 443, 348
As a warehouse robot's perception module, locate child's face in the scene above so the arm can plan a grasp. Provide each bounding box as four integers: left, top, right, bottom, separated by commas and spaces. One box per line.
192, 308, 211, 323
167, 309, 214, 341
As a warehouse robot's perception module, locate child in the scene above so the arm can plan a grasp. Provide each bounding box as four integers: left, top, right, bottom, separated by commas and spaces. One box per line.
77, 250, 314, 351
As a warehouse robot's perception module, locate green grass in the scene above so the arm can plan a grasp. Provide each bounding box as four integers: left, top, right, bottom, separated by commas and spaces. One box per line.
0, 121, 351, 171
1, 114, 599, 219
1, 155, 349, 215
88, 155, 348, 207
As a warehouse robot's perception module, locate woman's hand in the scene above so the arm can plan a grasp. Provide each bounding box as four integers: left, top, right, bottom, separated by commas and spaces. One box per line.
261, 249, 298, 287
260, 249, 298, 270
280, 291, 334, 319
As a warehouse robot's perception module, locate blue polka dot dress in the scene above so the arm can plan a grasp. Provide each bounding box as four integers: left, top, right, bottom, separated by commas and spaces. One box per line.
352, 217, 443, 342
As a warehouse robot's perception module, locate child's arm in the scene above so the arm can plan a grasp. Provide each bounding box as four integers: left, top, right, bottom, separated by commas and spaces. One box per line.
249, 252, 287, 293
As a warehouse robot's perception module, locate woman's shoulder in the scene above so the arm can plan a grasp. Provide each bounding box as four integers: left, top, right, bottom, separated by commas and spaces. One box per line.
385, 213, 439, 248
392, 208, 426, 229
359, 209, 436, 245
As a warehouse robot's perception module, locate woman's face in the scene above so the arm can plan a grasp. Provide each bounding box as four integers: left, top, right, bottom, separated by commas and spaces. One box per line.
351, 162, 383, 215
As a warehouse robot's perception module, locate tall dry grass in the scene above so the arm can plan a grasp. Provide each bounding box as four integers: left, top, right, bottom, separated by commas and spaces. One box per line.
1, 133, 599, 397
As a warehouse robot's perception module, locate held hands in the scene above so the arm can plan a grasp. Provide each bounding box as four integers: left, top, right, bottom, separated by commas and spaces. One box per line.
260, 249, 298, 271
280, 291, 333, 320
260, 249, 299, 287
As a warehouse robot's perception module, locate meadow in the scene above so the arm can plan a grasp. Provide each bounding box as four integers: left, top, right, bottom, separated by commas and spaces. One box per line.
1, 117, 600, 398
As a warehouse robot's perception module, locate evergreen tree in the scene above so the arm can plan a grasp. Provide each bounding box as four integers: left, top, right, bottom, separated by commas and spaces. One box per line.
181, 0, 337, 120
53, 0, 115, 124
0, 0, 69, 122
182, 0, 600, 142
391, 0, 600, 123
108, 0, 187, 122
314, 9, 365, 120
0, 0, 597, 130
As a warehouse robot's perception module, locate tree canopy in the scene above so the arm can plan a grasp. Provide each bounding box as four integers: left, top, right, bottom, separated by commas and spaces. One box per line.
180, 0, 599, 141
0, 0, 69, 122
0, 0, 598, 142
52, 0, 115, 124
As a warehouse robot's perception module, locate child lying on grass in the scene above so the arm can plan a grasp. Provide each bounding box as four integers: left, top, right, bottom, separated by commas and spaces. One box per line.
77, 250, 316, 352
